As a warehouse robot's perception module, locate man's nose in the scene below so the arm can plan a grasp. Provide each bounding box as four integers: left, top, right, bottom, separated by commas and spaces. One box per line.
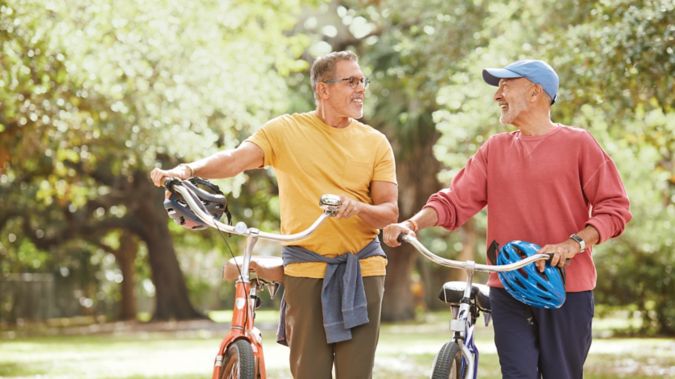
494, 88, 503, 102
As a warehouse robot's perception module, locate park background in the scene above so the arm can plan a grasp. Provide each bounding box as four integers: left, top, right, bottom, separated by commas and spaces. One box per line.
0, 0, 673, 377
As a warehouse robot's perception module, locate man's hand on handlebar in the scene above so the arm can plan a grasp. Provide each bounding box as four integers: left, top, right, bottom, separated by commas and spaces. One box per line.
150, 164, 192, 187
335, 196, 362, 219
536, 240, 580, 272
382, 222, 416, 247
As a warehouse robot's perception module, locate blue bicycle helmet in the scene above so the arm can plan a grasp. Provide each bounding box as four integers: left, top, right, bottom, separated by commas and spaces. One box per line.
163, 177, 231, 230
497, 240, 566, 309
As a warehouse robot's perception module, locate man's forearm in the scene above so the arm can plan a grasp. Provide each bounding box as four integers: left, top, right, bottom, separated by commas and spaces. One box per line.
407, 207, 439, 231
189, 142, 264, 179
189, 151, 237, 179
358, 202, 399, 229
576, 225, 600, 249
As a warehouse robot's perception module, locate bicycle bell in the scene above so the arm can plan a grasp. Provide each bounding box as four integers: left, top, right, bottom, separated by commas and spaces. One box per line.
320, 194, 342, 216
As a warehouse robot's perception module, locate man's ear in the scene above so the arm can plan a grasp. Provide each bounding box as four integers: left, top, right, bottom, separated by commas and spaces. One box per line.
530, 84, 542, 102
317, 82, 330, 99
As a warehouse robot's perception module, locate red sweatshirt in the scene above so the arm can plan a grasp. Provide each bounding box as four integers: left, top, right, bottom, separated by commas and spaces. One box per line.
425, 125, 632, 292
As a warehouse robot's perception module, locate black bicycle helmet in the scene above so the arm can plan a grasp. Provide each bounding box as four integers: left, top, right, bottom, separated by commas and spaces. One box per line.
163, 177, 231, 230
497, 240, 566, 309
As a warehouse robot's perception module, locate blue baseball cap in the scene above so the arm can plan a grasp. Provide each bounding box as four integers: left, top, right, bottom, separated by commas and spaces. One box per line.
482, 59, 559, 104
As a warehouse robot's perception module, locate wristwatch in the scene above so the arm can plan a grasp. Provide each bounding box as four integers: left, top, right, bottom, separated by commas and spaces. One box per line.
569, 234, 586, 252
179, 163, 195, 178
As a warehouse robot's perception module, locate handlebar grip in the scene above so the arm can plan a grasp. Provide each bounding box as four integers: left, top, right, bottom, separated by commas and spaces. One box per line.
540, 252, 572, 266
397, 232, 409, 244
163, 177, 180, 190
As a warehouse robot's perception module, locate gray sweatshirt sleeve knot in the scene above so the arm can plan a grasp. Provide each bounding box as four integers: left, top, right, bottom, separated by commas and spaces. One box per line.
276, 238, 386, 345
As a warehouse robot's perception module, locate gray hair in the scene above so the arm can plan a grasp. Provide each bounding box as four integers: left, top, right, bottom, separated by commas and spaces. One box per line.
310, 51, 358, 102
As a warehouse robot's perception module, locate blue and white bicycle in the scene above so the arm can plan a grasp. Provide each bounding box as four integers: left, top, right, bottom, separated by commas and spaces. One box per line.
398, 234, 550, 379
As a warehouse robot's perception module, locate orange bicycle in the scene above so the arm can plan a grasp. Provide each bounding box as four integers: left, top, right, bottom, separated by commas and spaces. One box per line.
163, 177, 341, 379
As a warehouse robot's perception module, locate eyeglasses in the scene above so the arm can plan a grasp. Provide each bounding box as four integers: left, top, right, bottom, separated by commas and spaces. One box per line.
322, 76, 370, 89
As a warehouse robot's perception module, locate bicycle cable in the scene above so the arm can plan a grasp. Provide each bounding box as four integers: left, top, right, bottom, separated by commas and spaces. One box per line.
212, 220, 245, 283
212, 216, 251, 329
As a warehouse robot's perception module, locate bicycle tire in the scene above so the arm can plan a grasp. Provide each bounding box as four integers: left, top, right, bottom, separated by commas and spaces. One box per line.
220, 339, 256, 379
431, 341, 464, 379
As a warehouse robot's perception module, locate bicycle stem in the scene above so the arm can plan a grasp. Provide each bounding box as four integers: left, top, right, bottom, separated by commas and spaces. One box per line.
240, 233, 260, 283
450, 264, 474, 339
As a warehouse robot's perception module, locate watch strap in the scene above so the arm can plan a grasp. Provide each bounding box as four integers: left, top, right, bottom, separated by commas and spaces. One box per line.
569, 234, 586, 252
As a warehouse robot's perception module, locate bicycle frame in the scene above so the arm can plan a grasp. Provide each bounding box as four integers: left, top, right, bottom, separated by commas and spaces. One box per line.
400, 234, 549, 379
213, 233, 267, 379
167, 180, 340, 379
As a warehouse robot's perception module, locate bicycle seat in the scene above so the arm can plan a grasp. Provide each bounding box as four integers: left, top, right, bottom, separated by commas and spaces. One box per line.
223, 256, 284, 283
438, 281, 491, 312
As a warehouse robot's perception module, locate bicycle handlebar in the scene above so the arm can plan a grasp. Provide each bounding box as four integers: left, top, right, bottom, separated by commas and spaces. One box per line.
398, 233, 549, 273
165, 177, 342, 242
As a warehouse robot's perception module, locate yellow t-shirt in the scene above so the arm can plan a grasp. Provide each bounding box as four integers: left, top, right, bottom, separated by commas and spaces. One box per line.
246, 112, 397, 278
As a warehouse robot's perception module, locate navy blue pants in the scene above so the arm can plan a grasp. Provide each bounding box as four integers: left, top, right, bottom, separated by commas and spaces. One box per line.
490, 287, 594, 379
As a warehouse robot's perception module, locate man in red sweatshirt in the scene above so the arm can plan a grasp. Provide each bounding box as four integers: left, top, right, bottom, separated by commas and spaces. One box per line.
383, 59, 632, 378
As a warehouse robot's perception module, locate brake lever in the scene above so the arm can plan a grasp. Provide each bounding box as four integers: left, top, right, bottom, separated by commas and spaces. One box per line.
163, 177, 181, 191
542, 252, 573, 267
253, 276, 280, 299
266, 282, 280, 298
397, 232, 410, 244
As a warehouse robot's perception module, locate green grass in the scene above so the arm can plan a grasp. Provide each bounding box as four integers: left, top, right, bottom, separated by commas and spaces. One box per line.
0, 311, 673, 378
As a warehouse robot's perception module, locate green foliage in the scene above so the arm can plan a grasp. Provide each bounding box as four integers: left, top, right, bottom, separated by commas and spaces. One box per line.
352, 0, 493, 159
0, 0, 311, 319
1, 0, 310, 202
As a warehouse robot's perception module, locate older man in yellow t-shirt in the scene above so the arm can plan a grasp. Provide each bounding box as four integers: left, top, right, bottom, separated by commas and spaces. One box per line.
151, 51, 398, 379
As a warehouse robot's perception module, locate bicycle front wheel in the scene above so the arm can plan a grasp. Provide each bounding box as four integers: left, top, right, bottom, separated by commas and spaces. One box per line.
220, 339, 256, 379
431, 341, 464, 379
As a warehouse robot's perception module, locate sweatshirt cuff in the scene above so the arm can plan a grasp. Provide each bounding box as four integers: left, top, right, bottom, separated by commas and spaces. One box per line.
423, 203, 446, 227
586, 218, 610, 244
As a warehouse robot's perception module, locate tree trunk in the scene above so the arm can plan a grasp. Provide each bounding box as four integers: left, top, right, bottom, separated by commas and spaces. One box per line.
114, 232, 138, 320
382, 137, 442, 321
448, 219, 477, 282
382, 244, 417, 321
134, 173, 206, 321
422, 219, 478, 310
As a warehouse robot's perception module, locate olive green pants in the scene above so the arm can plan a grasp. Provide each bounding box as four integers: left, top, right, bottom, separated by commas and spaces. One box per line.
282, 275, 385, 379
